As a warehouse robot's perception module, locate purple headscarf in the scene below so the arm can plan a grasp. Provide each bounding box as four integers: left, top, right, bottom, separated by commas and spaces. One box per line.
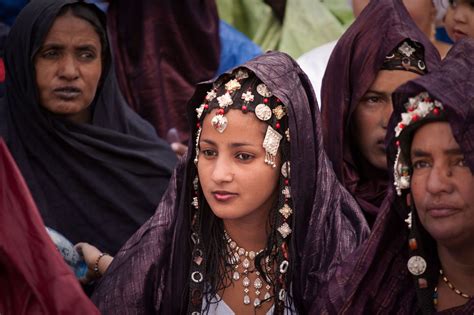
313, 39, 474, 314
92, 51, 369, 314
321, 0, 441, 221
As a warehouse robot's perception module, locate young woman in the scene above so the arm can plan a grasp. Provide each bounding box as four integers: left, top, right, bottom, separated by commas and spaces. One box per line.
321, 0, 441, 225
314, 38, 474, 314
0, 0, 177, 256
90, 52, 369, 314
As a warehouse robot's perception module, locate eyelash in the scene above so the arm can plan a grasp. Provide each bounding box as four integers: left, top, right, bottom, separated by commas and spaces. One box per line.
40, 50, 97, 61
412, 158, 467, 169
200, 149, 255, 162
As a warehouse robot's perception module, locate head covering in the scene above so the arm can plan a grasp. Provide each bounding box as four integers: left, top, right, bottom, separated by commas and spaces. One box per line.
313, 38, 474, 314
321, 0, 441, 221
0, 0, 177, 255
92, 51, 369, 314
106, 0, 220, 141
0, 138, 99, 315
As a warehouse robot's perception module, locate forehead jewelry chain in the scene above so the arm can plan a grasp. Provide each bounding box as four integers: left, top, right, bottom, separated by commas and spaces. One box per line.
224, 230, 272, 308
439, 269, 472, 299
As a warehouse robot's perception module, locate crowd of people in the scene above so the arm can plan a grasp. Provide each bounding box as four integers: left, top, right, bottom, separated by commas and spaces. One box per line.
0, 0, 473, 314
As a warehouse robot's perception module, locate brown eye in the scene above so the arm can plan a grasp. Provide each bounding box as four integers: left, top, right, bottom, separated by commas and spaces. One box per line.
236, 153, 254, 161
202, 149, 217, 158
413, 160, 431, 169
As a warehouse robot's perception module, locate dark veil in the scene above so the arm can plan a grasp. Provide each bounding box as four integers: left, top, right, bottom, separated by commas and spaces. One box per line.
321, 0, 441, 221
313, 39, 474, 314
92, 51, 369, 314
0, 0, 177, 255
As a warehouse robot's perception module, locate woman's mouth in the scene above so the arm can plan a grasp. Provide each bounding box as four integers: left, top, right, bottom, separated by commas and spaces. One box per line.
426, 206, 461, 218
212, 191, 238, 202
54, 87, 82, 100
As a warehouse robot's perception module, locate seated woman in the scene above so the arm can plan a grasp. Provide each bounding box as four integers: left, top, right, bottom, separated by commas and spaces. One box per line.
314, 38, 474, 314
0, 0, 177, 256
90, 52, 369, 314
321, 0, 441, 225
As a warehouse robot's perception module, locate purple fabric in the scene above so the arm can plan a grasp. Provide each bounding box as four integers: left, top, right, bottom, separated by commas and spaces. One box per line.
321, 0, 441, 221
312, 39, 474, 314
91, 51, 369, 314
0, 0, 177, 255
107, 0, 220, 141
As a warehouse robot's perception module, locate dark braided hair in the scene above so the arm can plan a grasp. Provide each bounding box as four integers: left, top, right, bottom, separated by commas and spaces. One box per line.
186, 69, 294, 314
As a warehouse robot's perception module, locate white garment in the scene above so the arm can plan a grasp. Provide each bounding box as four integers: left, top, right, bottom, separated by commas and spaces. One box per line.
297, 40, 338, 109
202, 293, 296, 314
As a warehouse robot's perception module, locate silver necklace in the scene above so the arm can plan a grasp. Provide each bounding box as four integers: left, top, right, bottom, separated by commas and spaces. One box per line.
224, 230, 272, 307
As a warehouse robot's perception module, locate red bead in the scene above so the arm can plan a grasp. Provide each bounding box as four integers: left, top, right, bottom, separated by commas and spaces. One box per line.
196, 122, 201, 128
241, 105, 248, 111
204, 104, 209, 109
411, 115, 419, 122
433, 108, 440, 115
408, 107, 414, 112
218, 109, 225, 115
396, 140, 400, 147
284, 179, 289, 185
399, 123, 405, 129
409, 238, 418, 250
276, 122, 281, 129
263, 98, 269, 104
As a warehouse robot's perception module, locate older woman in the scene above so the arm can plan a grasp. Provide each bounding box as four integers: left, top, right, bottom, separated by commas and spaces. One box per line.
314, 38, 474, 314
0, 0, 177, 256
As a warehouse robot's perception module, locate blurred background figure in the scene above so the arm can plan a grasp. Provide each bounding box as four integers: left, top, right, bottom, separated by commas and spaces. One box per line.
443, 0, 474, 42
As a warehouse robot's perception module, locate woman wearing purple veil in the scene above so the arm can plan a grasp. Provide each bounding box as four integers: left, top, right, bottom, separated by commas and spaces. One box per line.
91, 52, 369, 314
313, 39, 474, 314
321, 0, 441, 225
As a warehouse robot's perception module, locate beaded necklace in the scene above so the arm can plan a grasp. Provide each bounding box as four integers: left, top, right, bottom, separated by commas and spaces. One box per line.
224, 230, 272, 308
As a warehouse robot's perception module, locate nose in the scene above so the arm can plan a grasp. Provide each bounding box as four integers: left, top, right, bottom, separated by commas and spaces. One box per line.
58, 54, 79, 81
426, 165, 454, 195
210, 156, 234, 184
381, 101, 393, 129
453, 5, 468, 24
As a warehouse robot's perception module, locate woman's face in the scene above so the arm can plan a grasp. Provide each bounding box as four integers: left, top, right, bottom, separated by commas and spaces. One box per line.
197, 109, 281, 224
34, 12, 102, 123
352, 70, 419, 170
444, 0, 474, 42
411, 122, 474, 248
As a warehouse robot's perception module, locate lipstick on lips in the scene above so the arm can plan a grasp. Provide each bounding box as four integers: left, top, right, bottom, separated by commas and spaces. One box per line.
212, 191, 238, 202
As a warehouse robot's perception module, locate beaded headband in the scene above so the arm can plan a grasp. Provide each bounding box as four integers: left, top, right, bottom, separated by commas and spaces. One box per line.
381, 39, 427, 76
194, 68, 289, 168
393, 92, 444, 196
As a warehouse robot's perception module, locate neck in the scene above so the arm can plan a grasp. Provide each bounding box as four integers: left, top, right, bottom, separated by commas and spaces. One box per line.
224, 217, 269, 252
438, 243, 474, 293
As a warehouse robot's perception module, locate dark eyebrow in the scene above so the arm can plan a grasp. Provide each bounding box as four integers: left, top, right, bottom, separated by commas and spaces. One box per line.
411, 148, 464, 158
200, 138, 255, 148
39, 43, 65, 51
362, 90, 390, 98
76, 45, 98, 52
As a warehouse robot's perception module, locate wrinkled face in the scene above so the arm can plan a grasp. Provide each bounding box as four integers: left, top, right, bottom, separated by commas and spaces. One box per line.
34, 13, 102, 123
197, 109, 281, 224
411, 122, 474, 247
352, 70, 419, 170
444, 0, 474, 42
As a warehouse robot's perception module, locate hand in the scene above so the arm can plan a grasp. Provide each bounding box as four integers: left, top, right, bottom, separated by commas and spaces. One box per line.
75, 242, 111, 285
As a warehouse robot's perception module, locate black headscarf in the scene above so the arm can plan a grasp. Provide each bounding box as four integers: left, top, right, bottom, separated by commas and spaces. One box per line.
0, 0, 177, 255
92, 51, 369, 314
